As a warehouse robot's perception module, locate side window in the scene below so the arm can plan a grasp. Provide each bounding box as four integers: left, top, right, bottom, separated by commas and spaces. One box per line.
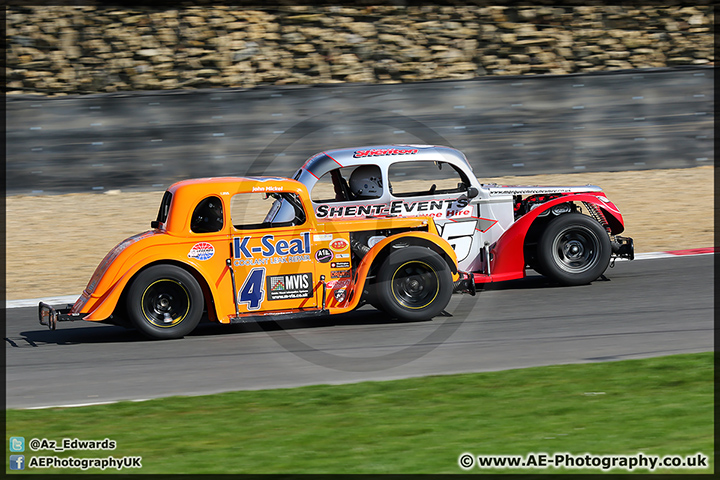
389, 161, 469, 197
311, 167, 357, 203
311, 165, 385, 202
232, 192, 306, 230
155, 191, 172, 224
191, 196, 224, 233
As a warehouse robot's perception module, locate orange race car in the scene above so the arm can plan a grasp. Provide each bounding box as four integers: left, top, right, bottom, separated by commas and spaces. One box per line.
39, 176, 475, 339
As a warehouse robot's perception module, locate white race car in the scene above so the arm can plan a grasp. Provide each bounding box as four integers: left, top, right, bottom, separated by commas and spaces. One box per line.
292, 145, 634, 286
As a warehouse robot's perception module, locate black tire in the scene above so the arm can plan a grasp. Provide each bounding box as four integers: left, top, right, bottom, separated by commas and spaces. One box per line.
530, 264, 546, 277
364, 288, 384, 312
126, 264, 204, 339
537, 213, 611, 286
375, 246, 453, 321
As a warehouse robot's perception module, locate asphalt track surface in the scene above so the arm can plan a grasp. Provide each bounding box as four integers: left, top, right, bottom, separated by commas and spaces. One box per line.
5, 254, 713, 409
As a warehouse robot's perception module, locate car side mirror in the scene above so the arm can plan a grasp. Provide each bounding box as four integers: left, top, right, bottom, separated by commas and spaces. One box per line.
467, 187, 479, 198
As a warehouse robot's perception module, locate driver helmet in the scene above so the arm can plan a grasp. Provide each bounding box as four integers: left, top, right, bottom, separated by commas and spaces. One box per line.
349, 165, 383, 198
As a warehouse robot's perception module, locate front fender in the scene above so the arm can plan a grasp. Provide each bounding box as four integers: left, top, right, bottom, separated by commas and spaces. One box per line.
332, 231, 459, 314
490, 193, 625, 280
364, 230, 459, 275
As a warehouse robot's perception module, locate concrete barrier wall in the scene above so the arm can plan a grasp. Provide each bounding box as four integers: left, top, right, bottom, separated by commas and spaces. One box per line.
6, 66, 714, 195
6, 4, 714, 95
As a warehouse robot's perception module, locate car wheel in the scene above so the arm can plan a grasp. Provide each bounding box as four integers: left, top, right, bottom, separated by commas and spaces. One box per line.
530, 264, 546, 276
126, 264, 204, 339
376, 246, 453, 321
537, 213, 611, 286
363, 287, 384, 312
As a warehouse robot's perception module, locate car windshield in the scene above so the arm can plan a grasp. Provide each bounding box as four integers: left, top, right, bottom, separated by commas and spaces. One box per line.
264, 196, 290, 223
231, 191, 306, 230
264, 193, 306, 225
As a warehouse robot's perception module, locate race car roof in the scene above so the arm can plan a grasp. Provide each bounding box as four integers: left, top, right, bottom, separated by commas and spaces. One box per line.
166, 176, 309, 206
298, 144, 472, 179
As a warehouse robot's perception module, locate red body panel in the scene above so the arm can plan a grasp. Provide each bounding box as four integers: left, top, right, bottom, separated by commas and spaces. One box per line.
478, 193, 625, 283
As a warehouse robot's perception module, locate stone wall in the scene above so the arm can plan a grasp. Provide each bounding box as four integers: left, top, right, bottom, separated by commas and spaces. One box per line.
5, 4, 715, 96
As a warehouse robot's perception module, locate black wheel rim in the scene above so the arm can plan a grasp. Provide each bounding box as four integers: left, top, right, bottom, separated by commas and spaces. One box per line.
141, 279, 191, 328
552, 226, 600, 273
391, 261, 440, 309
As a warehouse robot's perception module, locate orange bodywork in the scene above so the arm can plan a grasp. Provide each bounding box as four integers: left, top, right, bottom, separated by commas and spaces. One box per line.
71, 177, 458, 324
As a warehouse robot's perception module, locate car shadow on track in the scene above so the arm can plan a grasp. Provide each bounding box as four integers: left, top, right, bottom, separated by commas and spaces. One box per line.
12, 306, 425, 345
12, 274, 592, 346
477, 272, 610, 292
188, 306, 428, 338
14, 324, 143, 346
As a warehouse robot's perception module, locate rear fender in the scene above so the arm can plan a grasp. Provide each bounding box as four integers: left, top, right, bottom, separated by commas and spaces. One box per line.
491, 193, 625, 280
533, 193, 625, 234
76, 256, 217, 322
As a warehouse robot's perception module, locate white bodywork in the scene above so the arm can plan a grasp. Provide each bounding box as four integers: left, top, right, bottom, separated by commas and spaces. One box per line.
293, 145, 604, 273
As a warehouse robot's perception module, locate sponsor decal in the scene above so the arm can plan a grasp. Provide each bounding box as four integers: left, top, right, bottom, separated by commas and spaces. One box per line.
327, 278, 351, 289
333, 289, 347, 302
353, 148, 418, 158
489, 187, 574, 196
315, 248, 334, 263
233, 232, 311, 266
336, 253, 350, 259
267, 273, 313, 301
188, 242, 215, 261
330, 238, 349, 252
251, 185, 284, 193
331, 261, 351, 269
316, 198, 471, 219
331, 270, 352, 279
313, 234, 333, 242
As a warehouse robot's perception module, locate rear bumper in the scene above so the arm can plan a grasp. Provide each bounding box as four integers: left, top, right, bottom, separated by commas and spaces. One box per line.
612, 235, 634, 261
38, 302, 85, 330
453, 271, 477, 296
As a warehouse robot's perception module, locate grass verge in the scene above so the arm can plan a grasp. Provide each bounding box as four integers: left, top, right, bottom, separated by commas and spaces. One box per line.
6, 352, 713, 474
